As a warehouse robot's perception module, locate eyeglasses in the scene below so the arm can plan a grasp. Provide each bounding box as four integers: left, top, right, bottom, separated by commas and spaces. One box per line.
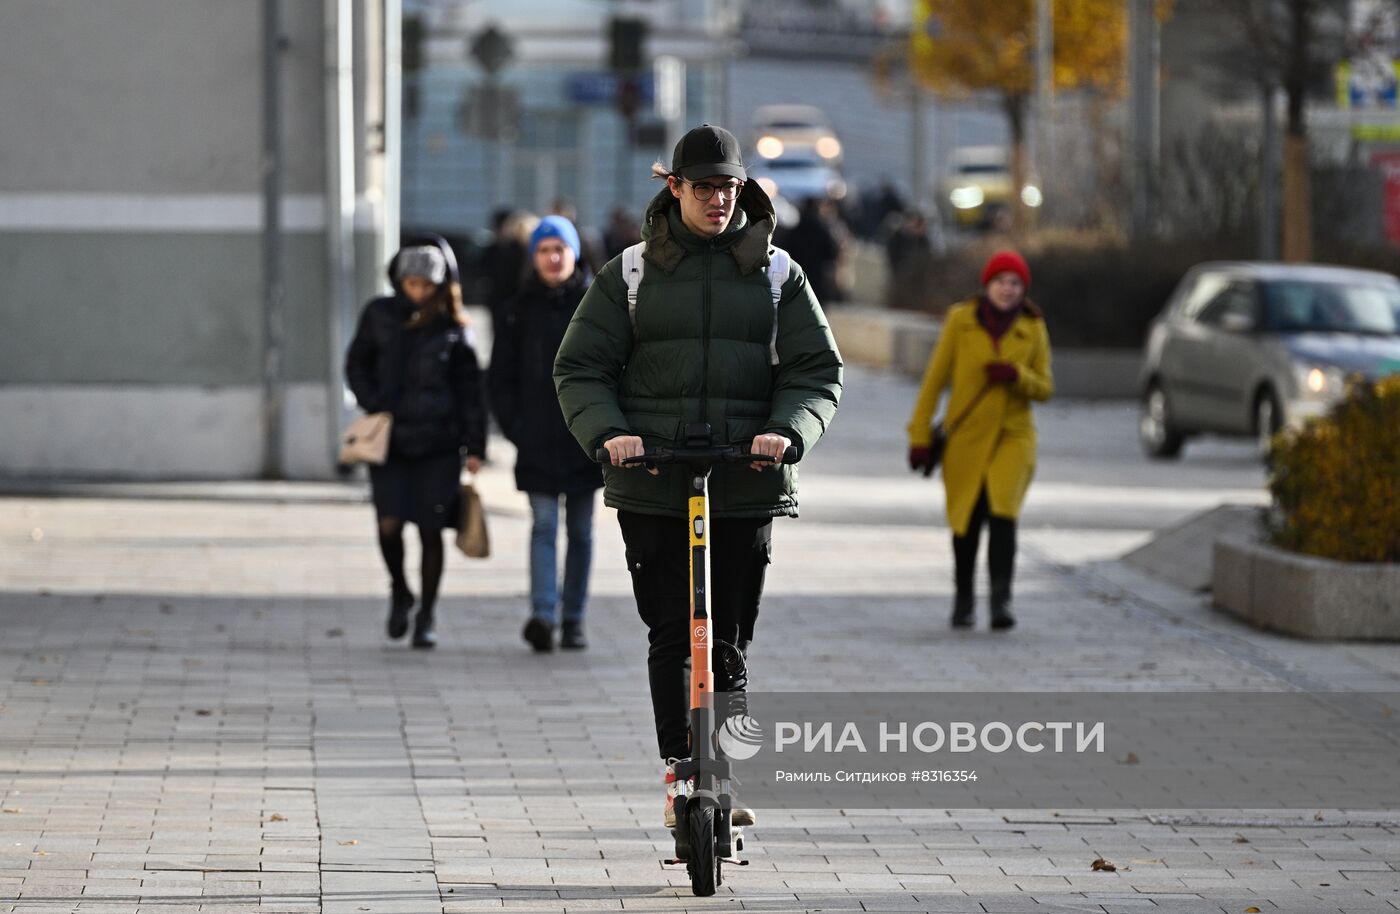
682, 179, 744, 202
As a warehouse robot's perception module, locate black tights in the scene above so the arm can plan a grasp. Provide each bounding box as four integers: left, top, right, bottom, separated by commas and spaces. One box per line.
377, 517, 445, 612
952, 488, 1017, 594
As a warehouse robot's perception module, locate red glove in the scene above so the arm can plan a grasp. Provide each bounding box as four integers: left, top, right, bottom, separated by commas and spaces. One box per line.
908, 446, 932, 472
985, 361, 1019, 384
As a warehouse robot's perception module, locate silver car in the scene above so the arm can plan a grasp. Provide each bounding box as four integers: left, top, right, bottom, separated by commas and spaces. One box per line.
1138, 262, 1400, 459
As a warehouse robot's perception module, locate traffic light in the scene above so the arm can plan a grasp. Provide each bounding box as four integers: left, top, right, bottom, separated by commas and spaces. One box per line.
609, 17, 646, 72
403, 14, 423, 72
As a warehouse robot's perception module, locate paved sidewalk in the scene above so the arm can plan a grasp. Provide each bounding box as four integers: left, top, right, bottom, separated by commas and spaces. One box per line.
1, 367, 1397, 913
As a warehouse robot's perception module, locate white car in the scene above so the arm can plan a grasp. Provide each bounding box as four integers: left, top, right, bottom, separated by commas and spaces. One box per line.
750, 104, 843, 167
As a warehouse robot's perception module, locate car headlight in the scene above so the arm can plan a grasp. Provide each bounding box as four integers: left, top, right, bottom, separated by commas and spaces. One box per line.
949, 186, 984, 209
816, 136, 842, 159
1295, 363, 1345, 397
1021, 184, 1043, 208
756, 136, 784, 159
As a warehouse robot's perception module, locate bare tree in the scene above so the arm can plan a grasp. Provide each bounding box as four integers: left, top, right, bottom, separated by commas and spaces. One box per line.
1214, 0, 1348, 261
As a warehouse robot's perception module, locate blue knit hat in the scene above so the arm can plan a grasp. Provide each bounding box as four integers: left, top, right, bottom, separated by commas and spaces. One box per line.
530, 215, 581, 258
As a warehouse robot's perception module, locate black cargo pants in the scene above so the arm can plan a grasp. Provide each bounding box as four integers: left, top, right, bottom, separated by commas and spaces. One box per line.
617, 510, 772, 760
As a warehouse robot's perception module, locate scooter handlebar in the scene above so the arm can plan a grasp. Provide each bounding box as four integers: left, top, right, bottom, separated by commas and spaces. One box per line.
594, 444, 799, 467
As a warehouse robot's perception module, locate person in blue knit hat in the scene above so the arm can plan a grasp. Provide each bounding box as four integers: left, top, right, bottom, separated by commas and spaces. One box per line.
488, 215, 602, 652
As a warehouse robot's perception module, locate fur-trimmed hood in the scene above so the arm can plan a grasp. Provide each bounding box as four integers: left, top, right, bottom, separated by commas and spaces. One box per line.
637, 180, 778, 276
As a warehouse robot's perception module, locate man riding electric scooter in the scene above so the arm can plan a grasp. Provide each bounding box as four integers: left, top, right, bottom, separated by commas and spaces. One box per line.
553, 124, 843, 871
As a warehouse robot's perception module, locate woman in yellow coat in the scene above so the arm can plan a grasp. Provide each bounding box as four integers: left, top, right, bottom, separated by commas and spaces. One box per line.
907, 250, 1053, 630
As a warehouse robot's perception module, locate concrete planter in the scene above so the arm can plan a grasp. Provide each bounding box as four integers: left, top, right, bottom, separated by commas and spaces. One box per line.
1212, 538, 1400, 640
824, 306, 1141, 399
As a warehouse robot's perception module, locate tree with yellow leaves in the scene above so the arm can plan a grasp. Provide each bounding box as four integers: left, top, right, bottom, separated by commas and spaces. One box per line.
911, 0, 1136, 230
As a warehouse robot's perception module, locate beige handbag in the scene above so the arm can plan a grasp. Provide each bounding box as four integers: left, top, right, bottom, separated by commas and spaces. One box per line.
454, 479, 490, 558
338, 412, 392, 465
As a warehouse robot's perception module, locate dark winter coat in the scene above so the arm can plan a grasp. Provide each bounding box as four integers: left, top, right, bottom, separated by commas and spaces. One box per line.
553, 183, 844, 519
488, 270, 603, 495
345, 236, 488, 461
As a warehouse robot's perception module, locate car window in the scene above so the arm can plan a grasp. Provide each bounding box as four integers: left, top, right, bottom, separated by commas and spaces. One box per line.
1263, 280, 1400, 334
1179, 273, 1231, 321
1197, 281, 1256, 327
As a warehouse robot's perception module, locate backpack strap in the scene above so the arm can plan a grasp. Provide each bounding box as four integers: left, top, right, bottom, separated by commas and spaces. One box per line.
622, 242, 645, 333
766, 246, 791, 366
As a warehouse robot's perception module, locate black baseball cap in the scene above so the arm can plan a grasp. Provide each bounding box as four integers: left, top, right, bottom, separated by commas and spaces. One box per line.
671, 124, 747, 182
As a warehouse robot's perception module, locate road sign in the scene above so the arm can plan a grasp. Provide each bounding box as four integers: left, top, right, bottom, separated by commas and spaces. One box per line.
470, 25, 514, 75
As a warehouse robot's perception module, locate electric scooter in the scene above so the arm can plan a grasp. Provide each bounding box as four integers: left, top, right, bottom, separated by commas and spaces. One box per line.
599, 422, 797, 896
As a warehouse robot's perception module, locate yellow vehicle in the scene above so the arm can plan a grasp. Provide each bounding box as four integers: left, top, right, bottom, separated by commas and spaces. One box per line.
939, 146, 1041, 230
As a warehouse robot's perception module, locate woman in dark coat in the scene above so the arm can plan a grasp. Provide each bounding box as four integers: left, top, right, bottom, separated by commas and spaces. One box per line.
345, 235, 488, 648
488, 216, 602, 653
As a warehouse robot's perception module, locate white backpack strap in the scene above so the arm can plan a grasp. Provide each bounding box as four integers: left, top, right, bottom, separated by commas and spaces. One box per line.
766, 246, 791, 366
622, 242, 646, 333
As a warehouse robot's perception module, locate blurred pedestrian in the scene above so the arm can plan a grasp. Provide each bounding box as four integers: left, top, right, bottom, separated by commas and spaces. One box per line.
603, 205, 641, 260
906, 250, 1053, 631
488, 216, 602, 653
885, 209, 932, 279
780, 196, 842, 304
481, 208, 536, 332
554, 123, 842, 828
549, 198, 605, 276
345, 236, 488, 649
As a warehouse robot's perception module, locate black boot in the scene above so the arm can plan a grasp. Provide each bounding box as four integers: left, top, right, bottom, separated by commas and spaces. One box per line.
989, 580, 1016, 630
523, 617, 555, 653
412, 607, 437, 648
950, 591, 974, 628
387, 585, 414, 640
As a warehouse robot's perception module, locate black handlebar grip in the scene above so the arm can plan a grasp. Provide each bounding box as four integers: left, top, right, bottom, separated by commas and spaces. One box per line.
782, 445, 799, 465
594, 448, 609, 464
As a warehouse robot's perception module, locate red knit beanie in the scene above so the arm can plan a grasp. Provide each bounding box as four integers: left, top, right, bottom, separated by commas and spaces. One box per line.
981, 250, 1031, 289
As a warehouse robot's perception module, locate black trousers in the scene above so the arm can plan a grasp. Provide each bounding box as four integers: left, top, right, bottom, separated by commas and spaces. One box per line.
952, 488, 1017, 594
617, 511, 772, 760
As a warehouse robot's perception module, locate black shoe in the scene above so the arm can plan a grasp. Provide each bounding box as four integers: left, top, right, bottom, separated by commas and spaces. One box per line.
989, 581, 1016, 630
950, 592, 974, 628
387, 586, 414, 640
411, 610, 437, 649
523, 617, 554, 653
559, 622, 587, 650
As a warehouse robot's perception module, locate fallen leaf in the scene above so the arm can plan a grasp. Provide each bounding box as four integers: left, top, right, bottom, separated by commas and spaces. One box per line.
1234, 836, 1249, 844
1319, 882, 1330, 886
2, 808, 20, 814
1090, 857, 1117, 872
269, 814, 286, 822
30, 528, 44, 542
338, 839, 359, 846
1314, 811, 1324, 821
35, 851, 47, 857
30, 679, 49, 686
325, 628, 345, 638
1123, 752, 1140, 765
1245, 907, 1261, 913
194, 709, 213, 717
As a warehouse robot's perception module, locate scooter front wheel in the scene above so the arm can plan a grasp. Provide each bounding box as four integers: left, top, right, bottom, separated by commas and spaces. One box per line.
686, 804, 717, 896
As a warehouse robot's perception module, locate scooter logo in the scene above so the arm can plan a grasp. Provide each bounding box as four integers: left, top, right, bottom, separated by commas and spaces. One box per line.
693, 625, 707, 642
717, 712, 765, 761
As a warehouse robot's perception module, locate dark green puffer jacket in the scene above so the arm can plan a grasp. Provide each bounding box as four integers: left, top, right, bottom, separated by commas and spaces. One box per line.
553, 182, 843, 519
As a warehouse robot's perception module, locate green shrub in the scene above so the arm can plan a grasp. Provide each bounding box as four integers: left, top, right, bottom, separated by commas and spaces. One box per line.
1267, 375, 1400, 563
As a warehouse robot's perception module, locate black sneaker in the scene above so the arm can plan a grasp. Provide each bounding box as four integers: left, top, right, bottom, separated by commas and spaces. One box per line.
523, 617, 554, 653
560, 623, 587, 650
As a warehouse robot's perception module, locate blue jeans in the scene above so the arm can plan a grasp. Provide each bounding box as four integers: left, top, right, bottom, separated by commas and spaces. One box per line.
527, 491, 596, 626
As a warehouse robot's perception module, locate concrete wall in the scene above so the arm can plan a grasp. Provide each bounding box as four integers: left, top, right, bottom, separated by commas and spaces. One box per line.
0, 1, 387, 479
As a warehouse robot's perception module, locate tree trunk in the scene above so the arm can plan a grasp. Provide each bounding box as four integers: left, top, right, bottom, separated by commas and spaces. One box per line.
1282, 133, 1312, 262
1281, 0, 1313, 262
1004, 92, 1029, 238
